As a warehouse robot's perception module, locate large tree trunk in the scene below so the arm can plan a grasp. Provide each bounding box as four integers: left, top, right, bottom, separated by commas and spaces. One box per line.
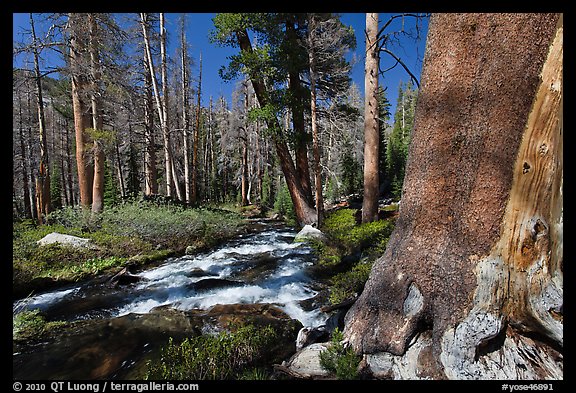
235, 29, 317, 226
70, 13, 93, 210
308, 15, 324, 226
344, 13, 563, 380
361, 13, 380, 224
286, 19, 313, 206
89, 13, 105, 215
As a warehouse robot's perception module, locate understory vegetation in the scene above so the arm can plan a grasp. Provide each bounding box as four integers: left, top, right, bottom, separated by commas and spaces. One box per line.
319, 327, 361, 379
13, 199, 244, 294
311, 207, 396, 305
145, 323, 278, 380
12, 309, 67, 341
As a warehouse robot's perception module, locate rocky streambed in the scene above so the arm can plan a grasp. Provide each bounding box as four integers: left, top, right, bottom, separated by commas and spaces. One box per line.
13, 220, 334, 380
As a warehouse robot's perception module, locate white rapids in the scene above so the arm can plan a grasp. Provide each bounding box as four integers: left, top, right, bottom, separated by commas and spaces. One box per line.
14, 224, 328, 327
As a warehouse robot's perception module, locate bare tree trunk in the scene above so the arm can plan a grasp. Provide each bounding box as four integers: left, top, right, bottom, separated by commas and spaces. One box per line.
158, 13, 174, 198
192, 52, 202, 205
203, 96, 214, 201
26, 92, 38, 220
30, 13, 51, 223
308, 15, 324, 226
181, 18, 191, 204
59, 119, 70, 206
361, 13, 380, 223
114, 136, 126, 198
18, 98, 32, 218
235, 29, 317, 226
141, 13, 172, 198
344, 13, 563, 380
64, 118, 75, 205
143, 48, 158, 196
240, 138, 249, 206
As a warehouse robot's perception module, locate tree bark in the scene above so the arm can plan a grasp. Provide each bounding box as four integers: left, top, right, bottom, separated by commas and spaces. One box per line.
344, 13, 563, 380
30, 13, 51, 223
70, 13, 93, 210
361, 13, 380, 223
180, 19, 191, 204
142, 47, 158, 196
308, 15, 324, 226
286, 19, 313, 206
192, 52, 202, 205
235, 29, 317, 226
89, 13, 104, 214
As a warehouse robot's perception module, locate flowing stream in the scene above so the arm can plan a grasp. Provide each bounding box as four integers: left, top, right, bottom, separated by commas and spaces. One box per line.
14, 219, 327, 331
13, 220, 329, 379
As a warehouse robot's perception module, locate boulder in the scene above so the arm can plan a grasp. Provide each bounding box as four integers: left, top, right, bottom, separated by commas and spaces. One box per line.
284, 342, 332, 378
294, 225, 327, 243
37, 232, 95, 248
296, 326, 330, 350
189, 278, 242, 292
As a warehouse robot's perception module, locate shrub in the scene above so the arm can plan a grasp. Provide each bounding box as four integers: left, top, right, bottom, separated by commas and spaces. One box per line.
319, 328, 361, 379
273, 182, 295, 223
322, 209, 394, 254
329, 260, 373, 305
145, 324, 278, 380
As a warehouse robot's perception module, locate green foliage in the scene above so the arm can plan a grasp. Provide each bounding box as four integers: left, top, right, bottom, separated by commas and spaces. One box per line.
84, 128, 116, 145
385, 81, 418, 200
13, 309, 67, 341
317, 208, 394, 303
273, 181, 295, 222
103, 161, 120, 207
50, 165, 63, 210
339, 142, 362, 196
322, 208, 394, 253
145, 324, 277, 380
319, 328, 361, 379
329, 260, 373, 305
237, 368, 270, 380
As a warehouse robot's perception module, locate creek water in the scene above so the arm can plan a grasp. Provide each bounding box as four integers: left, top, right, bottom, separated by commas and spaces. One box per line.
14, 220, 326, 327
13, 220, 329, 379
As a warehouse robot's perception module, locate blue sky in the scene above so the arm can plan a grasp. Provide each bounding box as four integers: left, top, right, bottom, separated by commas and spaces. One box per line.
13, 13, 428, 120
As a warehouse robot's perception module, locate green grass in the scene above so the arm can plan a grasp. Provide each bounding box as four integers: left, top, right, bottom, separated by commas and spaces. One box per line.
13, 309, 67, 341
13, 200, 245, 291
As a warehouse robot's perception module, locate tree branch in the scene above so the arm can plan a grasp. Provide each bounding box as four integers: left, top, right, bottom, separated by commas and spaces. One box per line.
376, 13, 423, 41
380, 48, 420, 88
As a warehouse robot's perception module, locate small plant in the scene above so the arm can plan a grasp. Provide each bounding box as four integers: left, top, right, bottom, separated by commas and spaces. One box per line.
319, 328, 361, 380
273, 182, 296, 224
13, 309, 67, 341
145, 323, 278, 380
